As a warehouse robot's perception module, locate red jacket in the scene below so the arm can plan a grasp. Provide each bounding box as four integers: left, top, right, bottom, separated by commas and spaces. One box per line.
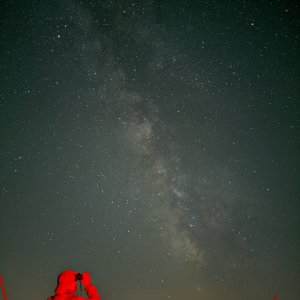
48, 270, 100, 300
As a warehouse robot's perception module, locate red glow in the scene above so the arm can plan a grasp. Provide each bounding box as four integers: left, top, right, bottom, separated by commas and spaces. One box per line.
0, 275, 8, 300
48, 270, 101, 300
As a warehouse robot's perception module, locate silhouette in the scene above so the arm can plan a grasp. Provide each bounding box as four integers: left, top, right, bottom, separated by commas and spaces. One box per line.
48, 270, 100, 300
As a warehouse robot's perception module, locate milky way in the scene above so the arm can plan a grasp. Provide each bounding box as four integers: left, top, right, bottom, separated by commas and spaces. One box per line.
0, 1, 299, 300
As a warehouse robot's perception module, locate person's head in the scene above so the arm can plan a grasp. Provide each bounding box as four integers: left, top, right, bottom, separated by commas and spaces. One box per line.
55, 270, 78, 295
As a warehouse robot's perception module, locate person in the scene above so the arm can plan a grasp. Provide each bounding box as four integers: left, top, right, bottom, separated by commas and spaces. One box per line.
48, 270, 101, 300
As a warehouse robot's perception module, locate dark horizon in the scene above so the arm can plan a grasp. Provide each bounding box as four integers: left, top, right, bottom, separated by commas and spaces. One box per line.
0, 1, 299, 299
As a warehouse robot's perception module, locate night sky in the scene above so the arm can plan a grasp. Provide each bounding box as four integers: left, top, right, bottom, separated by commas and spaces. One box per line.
0, 1, 299, 299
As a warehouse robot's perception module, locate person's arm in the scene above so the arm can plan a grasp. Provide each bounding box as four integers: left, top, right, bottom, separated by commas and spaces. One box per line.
85, 284, 101, 300
81, 272, 101, 300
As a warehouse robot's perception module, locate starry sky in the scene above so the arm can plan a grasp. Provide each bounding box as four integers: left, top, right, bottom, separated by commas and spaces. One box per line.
0, 1, 299, 299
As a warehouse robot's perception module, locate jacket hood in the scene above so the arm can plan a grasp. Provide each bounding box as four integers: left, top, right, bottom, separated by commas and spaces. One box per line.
55, 270, 78, 294
57, 270, 77, 284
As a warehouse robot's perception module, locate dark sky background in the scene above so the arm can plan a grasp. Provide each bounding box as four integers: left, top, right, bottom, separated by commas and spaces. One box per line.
0, 1, 299, 299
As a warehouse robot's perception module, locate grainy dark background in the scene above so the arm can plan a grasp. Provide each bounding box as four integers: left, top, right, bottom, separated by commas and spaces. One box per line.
0, 1, 299, 299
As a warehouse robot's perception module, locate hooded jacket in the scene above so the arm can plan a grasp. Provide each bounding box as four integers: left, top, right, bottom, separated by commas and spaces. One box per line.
48, 270, 100, 300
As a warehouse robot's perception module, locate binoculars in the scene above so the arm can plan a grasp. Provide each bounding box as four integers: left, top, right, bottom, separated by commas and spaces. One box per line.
75, 273, 83, 281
